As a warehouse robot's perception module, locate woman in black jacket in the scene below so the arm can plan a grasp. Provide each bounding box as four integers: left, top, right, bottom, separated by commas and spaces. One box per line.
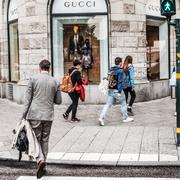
63, 60, 82, 122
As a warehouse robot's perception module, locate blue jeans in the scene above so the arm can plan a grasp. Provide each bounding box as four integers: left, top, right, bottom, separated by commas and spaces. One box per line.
100, 89, 128, 120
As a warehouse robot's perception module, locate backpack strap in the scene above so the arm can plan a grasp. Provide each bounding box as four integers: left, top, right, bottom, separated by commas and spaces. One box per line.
70, 69, 78, 77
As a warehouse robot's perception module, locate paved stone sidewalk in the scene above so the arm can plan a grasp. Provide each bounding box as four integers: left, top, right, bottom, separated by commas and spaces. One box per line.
0, 97, 178, 165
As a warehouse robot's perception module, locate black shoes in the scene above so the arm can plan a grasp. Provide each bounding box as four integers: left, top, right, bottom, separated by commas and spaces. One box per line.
37, 160, 46, 179
127, 107, 134, 116
70, 117, 80, 123
63, 113, 69, 120
63, 113, 80, 123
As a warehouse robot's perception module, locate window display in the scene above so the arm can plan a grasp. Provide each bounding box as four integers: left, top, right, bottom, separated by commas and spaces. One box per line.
69, 25, 84, 61
9, 22, 19, 82
146, 18, 168, 81
146, 25, 160, 80
52, 16, 108, 84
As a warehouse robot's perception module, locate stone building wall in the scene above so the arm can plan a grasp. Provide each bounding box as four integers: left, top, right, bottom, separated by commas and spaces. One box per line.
17, 0, 49, 81
0, 0, 179, 82
1, 0, 179, 103
109, 0, 147, 81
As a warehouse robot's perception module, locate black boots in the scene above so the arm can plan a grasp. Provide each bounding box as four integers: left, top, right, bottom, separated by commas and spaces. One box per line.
127, 107, 134, 116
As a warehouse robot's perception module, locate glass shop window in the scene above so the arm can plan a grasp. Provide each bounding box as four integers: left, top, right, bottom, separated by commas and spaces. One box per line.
52, 15, 108, 84
9, 22, 19, 82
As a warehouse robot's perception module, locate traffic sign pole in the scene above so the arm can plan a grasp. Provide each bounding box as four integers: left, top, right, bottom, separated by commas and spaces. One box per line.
167, 17, 171, 79
176, 19, 180, 146
160, 0, 176, 79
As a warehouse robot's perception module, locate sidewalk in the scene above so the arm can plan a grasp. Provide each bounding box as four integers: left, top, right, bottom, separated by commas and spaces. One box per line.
0, 97, 179, 166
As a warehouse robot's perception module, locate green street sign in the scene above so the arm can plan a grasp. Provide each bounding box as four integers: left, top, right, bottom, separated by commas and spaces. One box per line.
160, 0, 176, 16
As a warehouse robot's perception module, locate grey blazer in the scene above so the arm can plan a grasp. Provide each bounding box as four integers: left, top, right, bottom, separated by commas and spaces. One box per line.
22, 71, 62, 121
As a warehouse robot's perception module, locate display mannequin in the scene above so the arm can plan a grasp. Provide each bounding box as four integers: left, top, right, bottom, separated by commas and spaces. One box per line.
69, 25, 84, 61
81, 38, 93, 82
81, 39, 93, 69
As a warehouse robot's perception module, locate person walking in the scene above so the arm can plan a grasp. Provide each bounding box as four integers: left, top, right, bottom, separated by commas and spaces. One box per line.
63, 59, 82, 122
123, 55, 136, 116
21, 60, 62, 179
98, 57, 134, 126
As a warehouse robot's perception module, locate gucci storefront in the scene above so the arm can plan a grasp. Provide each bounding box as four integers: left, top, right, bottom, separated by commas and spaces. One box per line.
0, 0, 179, 104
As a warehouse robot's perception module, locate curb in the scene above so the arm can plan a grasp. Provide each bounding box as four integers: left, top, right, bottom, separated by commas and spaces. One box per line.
1, 157, 180, 168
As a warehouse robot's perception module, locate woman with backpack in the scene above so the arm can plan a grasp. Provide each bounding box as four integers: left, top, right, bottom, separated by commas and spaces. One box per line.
63, 59, 83, 122
123, 55, 136, 116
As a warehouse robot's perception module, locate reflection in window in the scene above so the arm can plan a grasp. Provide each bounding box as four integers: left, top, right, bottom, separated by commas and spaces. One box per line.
9, 22, 19, 82
146, 26, 160, 81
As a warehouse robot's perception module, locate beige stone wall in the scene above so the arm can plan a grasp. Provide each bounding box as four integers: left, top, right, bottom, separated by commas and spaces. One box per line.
17, 0, 49, 81
0, 0, 9, 81
0, 0, 52, 82
109, 0, 147, 81
171, 0, 180, 69
0, 0, 179, 83
175, 0, 180, 19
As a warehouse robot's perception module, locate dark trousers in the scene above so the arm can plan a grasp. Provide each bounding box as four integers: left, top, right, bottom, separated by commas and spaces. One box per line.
29, 120, 52, 163
66, 91, 80, 119
124, 87, 136, 107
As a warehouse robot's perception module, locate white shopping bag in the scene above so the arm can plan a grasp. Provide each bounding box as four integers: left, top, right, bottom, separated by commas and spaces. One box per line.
170, 71, 176, 86
98, 78, 109, 95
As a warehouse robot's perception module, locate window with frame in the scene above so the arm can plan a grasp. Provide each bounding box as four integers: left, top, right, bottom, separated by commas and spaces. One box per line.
52, 15, 108, 84
146, 18, 168, 81
9, 21, 19, 82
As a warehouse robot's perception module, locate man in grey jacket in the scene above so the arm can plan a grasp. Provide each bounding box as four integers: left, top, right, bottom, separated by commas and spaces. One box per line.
22, 60, 62, 179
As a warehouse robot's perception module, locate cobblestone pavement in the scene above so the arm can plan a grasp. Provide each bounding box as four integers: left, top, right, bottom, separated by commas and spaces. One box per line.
0, 97, 178, 165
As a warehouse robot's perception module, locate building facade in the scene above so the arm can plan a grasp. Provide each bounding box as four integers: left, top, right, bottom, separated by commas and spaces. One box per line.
0, 0, 180, 104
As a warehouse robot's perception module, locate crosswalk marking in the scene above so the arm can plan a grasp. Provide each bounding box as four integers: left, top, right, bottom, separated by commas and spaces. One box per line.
17, 177, 180, 180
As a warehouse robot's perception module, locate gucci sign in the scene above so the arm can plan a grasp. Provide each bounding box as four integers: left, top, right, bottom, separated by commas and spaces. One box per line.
64, 1, 96, 8
10, 8, 17, 17
52, 0, 107, 14
147, 4, 160, 13
8, 0, 18, 21
145, 0, 162, 17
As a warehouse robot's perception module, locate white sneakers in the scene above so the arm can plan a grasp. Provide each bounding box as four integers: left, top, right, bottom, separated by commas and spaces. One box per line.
123, 117, 134, 123
99, 117, 134, 126
98, 118, 105, 126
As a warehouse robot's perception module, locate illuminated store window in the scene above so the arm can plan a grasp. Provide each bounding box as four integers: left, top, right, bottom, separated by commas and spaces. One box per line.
9, 22, 19, 82
8, 0, 19, 82
147, 25, 160, 80
52, 0, 108, 84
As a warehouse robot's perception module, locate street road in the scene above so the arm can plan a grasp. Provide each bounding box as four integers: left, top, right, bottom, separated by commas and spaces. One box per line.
1, 161, 180, 180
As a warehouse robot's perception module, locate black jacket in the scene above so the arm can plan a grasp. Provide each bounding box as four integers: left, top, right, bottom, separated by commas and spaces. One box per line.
69, 67, 82, 86
69, 35, 84, 54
